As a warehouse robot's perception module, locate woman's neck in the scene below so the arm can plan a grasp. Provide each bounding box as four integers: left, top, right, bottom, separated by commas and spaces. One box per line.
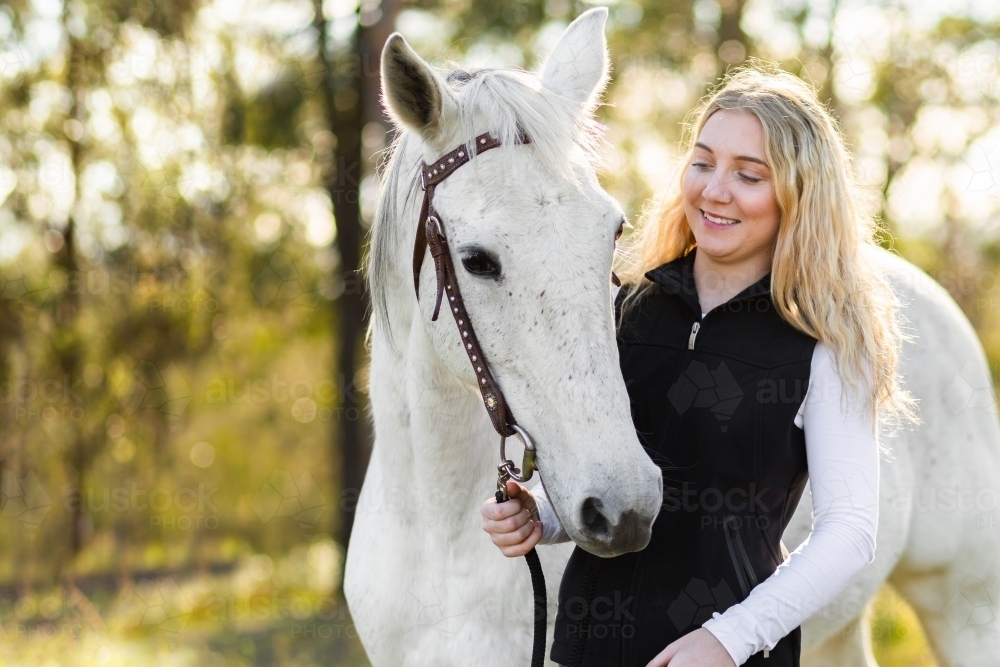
692, 248, 772, 314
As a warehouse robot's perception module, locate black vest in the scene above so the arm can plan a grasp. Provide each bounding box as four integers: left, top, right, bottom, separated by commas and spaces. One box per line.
551, 250, 817, 667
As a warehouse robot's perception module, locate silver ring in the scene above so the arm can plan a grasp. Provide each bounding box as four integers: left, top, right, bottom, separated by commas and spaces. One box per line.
500, 423, 534, 462
499, 423, 536, 483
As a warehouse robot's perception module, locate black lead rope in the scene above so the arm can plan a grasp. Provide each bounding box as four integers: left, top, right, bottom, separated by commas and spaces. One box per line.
496, 486, 548, 667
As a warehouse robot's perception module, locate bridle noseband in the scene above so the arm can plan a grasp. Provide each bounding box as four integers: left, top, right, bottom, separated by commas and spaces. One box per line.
412, 131, 536, 493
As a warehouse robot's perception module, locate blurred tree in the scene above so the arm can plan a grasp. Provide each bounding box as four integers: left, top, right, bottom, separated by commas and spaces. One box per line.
308, 0, 399, 551
0, 3, 998, 664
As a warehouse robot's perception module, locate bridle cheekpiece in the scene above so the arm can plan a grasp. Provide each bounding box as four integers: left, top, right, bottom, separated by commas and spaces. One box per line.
411, 131, 536, 493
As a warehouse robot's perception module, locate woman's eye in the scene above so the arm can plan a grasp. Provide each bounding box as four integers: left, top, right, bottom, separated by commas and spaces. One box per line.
461, 251, 500, 277
691, 162, 712, 170
739, 173, 762, 184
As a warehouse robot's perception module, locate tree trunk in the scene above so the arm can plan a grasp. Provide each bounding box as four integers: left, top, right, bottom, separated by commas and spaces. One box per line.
717, 0, 749, 55
58, 12, 89, 564
313, 0, 400, 553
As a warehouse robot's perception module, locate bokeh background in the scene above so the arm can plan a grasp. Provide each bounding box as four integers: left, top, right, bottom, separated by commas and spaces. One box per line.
1, 0, 999, 664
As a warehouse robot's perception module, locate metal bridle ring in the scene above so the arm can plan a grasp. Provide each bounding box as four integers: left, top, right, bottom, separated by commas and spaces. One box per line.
499, 423, 536, 483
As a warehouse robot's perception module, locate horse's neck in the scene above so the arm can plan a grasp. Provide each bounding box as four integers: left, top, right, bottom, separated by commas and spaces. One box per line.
368, 201, 500, 527
371, 140, 499, 526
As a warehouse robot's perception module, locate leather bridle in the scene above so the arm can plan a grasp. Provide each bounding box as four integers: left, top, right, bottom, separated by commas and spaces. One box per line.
412, 130, 618, 667
413, 130, 549, 667
412, 130, 537, 493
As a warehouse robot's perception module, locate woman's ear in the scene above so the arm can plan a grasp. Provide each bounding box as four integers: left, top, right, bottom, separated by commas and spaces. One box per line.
381, 33, 460, 147
539, 8, 611, 115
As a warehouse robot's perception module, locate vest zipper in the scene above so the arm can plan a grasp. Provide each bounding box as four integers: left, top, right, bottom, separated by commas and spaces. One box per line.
618, 317, 700, 665
687, 322, 700, 349
724, 516, 769, 658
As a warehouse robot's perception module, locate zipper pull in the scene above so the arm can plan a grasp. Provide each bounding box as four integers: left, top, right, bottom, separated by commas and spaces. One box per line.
764, 650, 770, 658
687, 321, 700, 350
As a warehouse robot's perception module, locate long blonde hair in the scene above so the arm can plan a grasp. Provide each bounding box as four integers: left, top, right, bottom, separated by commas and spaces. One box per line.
618, 63, 917, 429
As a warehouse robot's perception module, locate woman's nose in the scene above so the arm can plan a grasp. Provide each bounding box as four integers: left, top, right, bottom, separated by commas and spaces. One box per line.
703, 173, 732, 204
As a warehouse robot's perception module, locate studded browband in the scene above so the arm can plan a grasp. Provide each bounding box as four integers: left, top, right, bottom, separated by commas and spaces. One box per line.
413, 131, 527, 438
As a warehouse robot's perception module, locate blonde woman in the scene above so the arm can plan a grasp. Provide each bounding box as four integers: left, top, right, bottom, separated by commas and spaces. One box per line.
481, 64, 914, 667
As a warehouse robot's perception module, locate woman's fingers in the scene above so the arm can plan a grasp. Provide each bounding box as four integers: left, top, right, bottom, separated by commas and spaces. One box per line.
506, 479, 525, 499
482, 506, 532, 540
480, 487, 544, 557
498, 520, 543, 557
481, 496, 522, 522
487, 510, 537, 546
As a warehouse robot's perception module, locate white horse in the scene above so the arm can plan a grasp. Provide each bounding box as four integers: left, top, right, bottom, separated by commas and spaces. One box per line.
345, 9, 1000, 667
345, 9, 663, 667
793, 248, 1000, 667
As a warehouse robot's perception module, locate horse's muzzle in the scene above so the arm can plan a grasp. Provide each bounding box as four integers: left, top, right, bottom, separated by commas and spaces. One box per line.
576, 488, 659, 557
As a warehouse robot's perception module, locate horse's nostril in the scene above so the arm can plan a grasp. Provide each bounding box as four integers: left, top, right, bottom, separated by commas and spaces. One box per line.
580, 496, 609, 533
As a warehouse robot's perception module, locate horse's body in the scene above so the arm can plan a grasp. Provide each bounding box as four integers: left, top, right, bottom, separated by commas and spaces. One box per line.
793, 248, 1000, 667
345, 10, 1000, 667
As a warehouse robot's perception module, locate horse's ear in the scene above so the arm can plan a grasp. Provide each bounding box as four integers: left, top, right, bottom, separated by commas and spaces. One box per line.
539, 8, 610, 113
381, 34, 459, 145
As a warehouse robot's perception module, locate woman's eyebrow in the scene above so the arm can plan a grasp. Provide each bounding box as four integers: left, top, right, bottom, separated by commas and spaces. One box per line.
694, 142, 769, 168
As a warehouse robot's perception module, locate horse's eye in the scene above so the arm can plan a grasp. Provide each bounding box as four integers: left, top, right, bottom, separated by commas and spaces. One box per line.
461, 251, 500, 278
615, 219, 625, 241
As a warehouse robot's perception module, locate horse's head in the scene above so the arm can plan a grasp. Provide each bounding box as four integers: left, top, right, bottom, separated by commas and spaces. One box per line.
377, 9, 662, 557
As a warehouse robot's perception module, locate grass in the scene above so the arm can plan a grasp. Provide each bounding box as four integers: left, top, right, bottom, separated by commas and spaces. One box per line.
0, 580, 941, 665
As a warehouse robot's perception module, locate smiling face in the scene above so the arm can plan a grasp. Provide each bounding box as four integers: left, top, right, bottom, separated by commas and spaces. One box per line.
683, 109, 781, 281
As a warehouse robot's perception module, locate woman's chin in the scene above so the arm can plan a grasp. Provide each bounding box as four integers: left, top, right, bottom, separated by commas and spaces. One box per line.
692, 237, 740, 260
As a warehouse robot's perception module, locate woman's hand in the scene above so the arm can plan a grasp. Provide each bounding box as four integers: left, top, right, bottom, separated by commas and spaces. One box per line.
480, 479, 543, 557
645, 628, 737, 667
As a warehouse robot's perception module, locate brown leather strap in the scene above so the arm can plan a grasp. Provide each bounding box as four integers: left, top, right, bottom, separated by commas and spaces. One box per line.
411, 131, 528, 438
421, 132, 509, 189
413, 132, 526, 297
424, 212, 517, 437
412, 184, 433, 299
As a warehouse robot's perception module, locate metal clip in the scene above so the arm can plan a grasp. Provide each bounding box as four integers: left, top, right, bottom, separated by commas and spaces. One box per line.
496, 464, 511, 503
498, 423, 536, 485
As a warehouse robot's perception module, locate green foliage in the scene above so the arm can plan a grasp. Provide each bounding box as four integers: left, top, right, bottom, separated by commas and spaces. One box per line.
2, 0, 1000, 663
244, 75, 308, 149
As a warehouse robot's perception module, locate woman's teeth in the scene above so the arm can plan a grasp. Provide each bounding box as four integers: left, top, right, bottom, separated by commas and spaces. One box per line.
703, 210, 740, 225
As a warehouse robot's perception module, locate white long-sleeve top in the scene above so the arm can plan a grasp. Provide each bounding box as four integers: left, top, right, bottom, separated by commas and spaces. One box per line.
532, 309, 879, 666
